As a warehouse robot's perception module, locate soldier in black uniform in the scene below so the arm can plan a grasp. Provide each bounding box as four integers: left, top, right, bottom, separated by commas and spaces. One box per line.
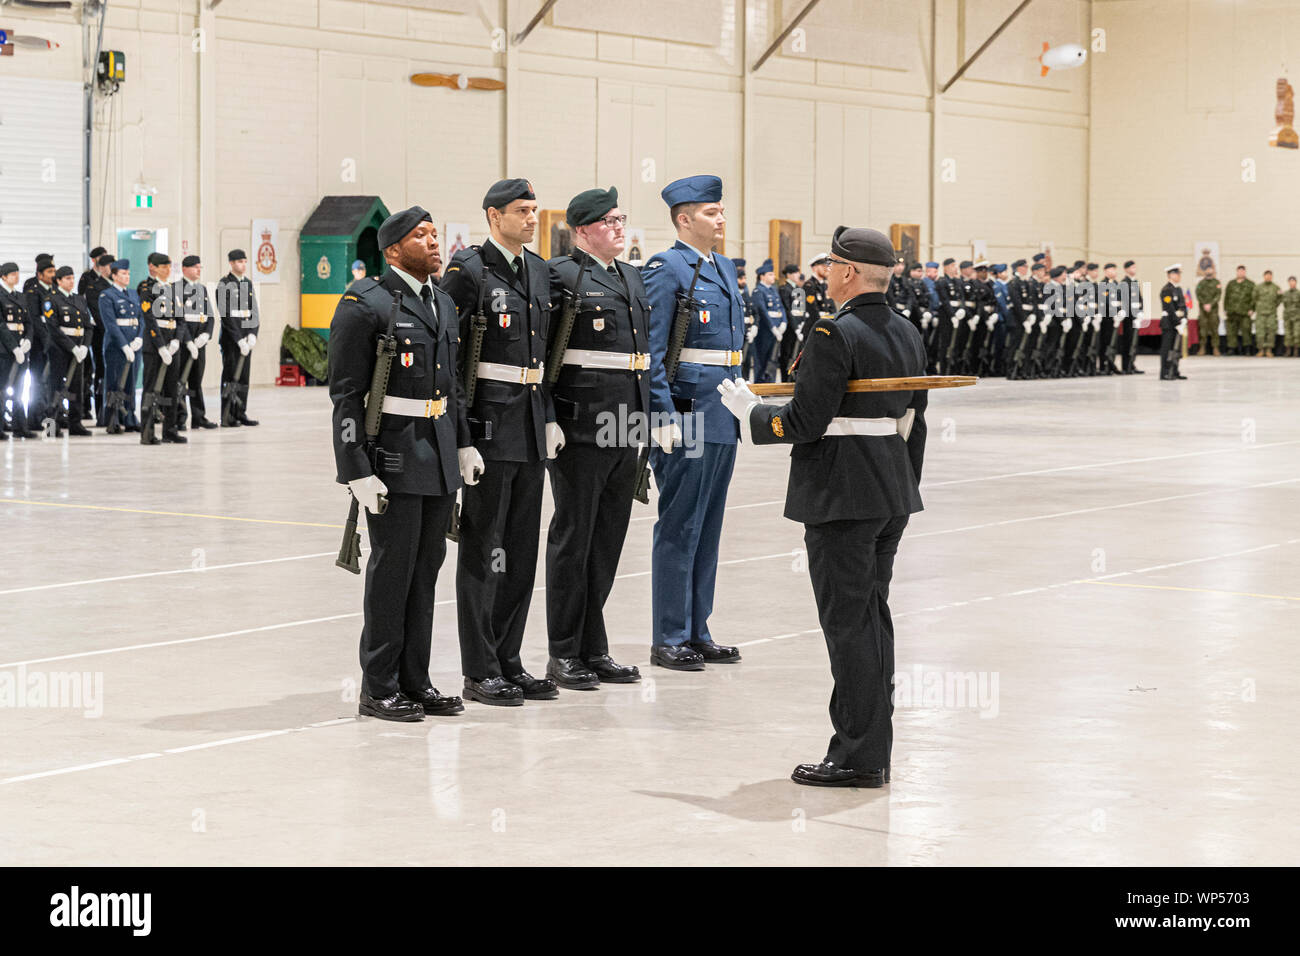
542, 187, 648, 690
1160, 264, 1188, 381
45, 266, 94, 436
717, 226, 927, 788
214, 249, 261, 427
1038, 265, 1069, 378
0, 262, 36, 439
78, 249, 112, 425
174, 255, 218, 430
965, 261, 995, 372
440, 178, 559, 707
732, 259, 758, 380
801, 254, 834, 346
933, 258, 964, 375
23, 254, 57, 428
328, 206, 467, 722
948, 260, 978, 374
1118, 260, 1145, 374
905, 261, 931, 342
1096, 263, 1123, 375
886, 255, 919, 333
138, 252, 190, 444
1004, 259, 1031, 378
777, 263, 807, 380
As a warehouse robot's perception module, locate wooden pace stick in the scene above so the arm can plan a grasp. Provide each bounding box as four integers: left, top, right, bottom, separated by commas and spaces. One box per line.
748, 375, 977, 397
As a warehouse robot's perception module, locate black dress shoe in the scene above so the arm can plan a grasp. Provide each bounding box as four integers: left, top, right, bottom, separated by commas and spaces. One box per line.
358, 692, 424, 722
584, 654, 640, 683
402, 687, 464, 716
649, 644, 705, 671
546, 657, 600, 690
239, 417, 259, 426
225, 418, 242, 427
193, 418, 218, 429
140, 434, 161, 445
463, 676, 524, 707
791, 760, 885, 788
162, 433, 188, 443
69, 424, 92, 436
124, 423, 141, 432
688, 640, 741, 664
506, 670, 559, 700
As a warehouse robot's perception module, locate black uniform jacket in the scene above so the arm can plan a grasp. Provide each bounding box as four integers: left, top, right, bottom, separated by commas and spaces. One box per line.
440, 242, 554, 463
546, 249, 652, 446
328, 268, 469, 497
750, 292, 927, 524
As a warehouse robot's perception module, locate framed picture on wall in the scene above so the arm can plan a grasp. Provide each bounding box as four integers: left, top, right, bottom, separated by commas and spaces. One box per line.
890, 224, 920, 266
444, 223, 472, 260
971, 238, 988, 262
624, 228, 646, 266
539, 210, 572, 259
1193, 241, 1219, 277
769, 219, 801, 275
1039, 241, 1055, 270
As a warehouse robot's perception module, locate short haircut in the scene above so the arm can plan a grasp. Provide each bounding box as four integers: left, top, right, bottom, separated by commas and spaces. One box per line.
669, 202, 702, 230
860, 263, 891, 291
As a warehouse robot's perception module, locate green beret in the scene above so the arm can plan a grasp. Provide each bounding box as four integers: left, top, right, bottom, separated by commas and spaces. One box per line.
566, 186, 619, 227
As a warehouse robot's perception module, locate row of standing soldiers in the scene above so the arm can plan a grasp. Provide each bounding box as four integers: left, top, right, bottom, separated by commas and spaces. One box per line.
1192, 266, 1300, 358
732, 255, 834, 383
0, 248, 260, 442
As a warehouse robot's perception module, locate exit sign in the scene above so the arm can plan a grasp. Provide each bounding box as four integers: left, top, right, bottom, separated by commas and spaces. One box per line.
134, 194, 153, 208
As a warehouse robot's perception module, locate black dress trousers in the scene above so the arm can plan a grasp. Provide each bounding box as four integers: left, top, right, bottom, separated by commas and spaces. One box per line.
545, 443, 639, 660
456, 459, 546, 680
360, 490, 457, 698
804, 514, 909, 771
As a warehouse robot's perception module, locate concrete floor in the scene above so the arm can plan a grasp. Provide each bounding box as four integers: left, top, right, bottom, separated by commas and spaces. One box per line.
1, 354, 1297, 866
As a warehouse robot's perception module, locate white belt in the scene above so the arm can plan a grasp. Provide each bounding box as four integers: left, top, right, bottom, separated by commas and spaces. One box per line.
229, 309, 251, 318
116, 318, 138, 326
6, 322, 24, 332
184, 313, 204, 322
381, 395, 447, 418
822, 409, 916, 440
58, 326, 85, 337
562, 349, 650, 371
154, 319, 176, 329
679, 347, 743, 367
477, 361, 544, 384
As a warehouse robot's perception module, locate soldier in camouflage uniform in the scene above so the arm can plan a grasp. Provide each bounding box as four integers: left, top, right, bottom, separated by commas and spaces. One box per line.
1252, 270, 1281, 358
1222, 266, 1255, 355
1194, 267, 1222, 356
1281, 276, 1300, 358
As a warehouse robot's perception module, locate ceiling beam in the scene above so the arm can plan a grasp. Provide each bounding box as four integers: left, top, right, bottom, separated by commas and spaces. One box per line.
512, 0, 560, 47
751, 0, 823, 73
939, 0, 1034, 94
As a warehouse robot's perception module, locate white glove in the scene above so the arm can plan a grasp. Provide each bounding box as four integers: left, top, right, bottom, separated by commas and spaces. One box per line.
967, 315, 980, 330
248, 334, 257, 348
746, 324, 758, 343
545, 422, 565, 460
795, 325, 804, 342
922, 311, 932, 322
1178, 320, 1188, 335
458, 446, 485, 485
72, 345, 88, 363
1062, 318, 1074, 333
130, 337, 143, 351
1116, 309, 1126, 320
237, 337, 250, 355
167, 339, 181, 355
650, 422, 681, 452
774, 322, 787, 341
954, 308, 967, 321
20, 338, 32, 354
159, 347, 173, 366
195, 332, 210, 348
347, 474, 388, 515
12, 347, 26, 365
121, 344, 135, 361
985, 316, 997, 331
716, 378, 758, 443
186, 341, 199, 360
901, 308, 911, 317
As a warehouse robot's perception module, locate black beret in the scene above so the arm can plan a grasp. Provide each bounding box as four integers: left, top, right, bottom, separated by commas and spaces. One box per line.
732, 258, 746, 271
36, 254, 54, 269
782, 263, 800, 275
1011, 258, 1026, 269
54, 265, 75, 279
182, 255, 201, 267
90, 246, 107, 259
959, 260, 973, 269
1103, 262, 1117, 270
1071, 259, 1085, 270
830, 226, 896, 267
148, 252, 171, 266
1031, 261, 1045, 271
1032, 253, 1046, 261
96, 253, 115, 267
1086, 262, 1098, 270
565, 186, 618, 227
942, 257, 956, 266
1124, 260, 1136, 268
483, 178, 535, 211
228, 249, 247, 262
908, 261, 923, 271
0, 262, 17, 276
377, 205, 433, 249
1050, 265, 1067, 278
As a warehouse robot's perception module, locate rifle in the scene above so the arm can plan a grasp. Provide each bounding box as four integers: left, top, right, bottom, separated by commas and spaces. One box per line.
221, 349, 248, 427
749, 375, 976, 398
337, 291, 401, 574
54, 355, 83, 424
176, 349, 195, 423
103, 357, 133, 434
449, 262, 493, 543
664, 256, 706, 383
544, 263, 584, 385
632, 444, 652, 504
139, 355, 171, 441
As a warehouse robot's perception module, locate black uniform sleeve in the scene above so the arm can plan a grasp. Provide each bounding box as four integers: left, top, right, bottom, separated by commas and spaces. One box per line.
327, 294, 378, 483
749, 318, 849, 445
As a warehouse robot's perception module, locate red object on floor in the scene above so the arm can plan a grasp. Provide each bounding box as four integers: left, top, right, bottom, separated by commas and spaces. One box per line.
276, 364, 305, 386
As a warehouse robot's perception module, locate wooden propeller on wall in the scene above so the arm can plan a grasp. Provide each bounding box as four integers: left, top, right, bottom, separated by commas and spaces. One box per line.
410, 73, 505, 91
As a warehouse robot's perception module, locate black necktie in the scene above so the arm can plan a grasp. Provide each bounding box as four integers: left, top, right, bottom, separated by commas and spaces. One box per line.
420, 284, 432, 309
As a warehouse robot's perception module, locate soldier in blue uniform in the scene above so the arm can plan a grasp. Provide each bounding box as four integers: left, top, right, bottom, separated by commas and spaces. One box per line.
542, 186, 648, 690
441, 178, 560, 707
0, 262, 37, 439
717, 226, 927, 788
749, 258, 786, 383
641, 174, 744, 671
99, 260, 144, 433
777, 263, 805, 380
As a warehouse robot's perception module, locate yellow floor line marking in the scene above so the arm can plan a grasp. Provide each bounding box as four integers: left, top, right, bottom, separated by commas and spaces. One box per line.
1082, 580, 1300, 603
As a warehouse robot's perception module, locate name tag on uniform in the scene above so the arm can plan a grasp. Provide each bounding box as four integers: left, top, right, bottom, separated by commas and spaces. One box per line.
585, 291, 605, 297
395, 321, 415, 328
